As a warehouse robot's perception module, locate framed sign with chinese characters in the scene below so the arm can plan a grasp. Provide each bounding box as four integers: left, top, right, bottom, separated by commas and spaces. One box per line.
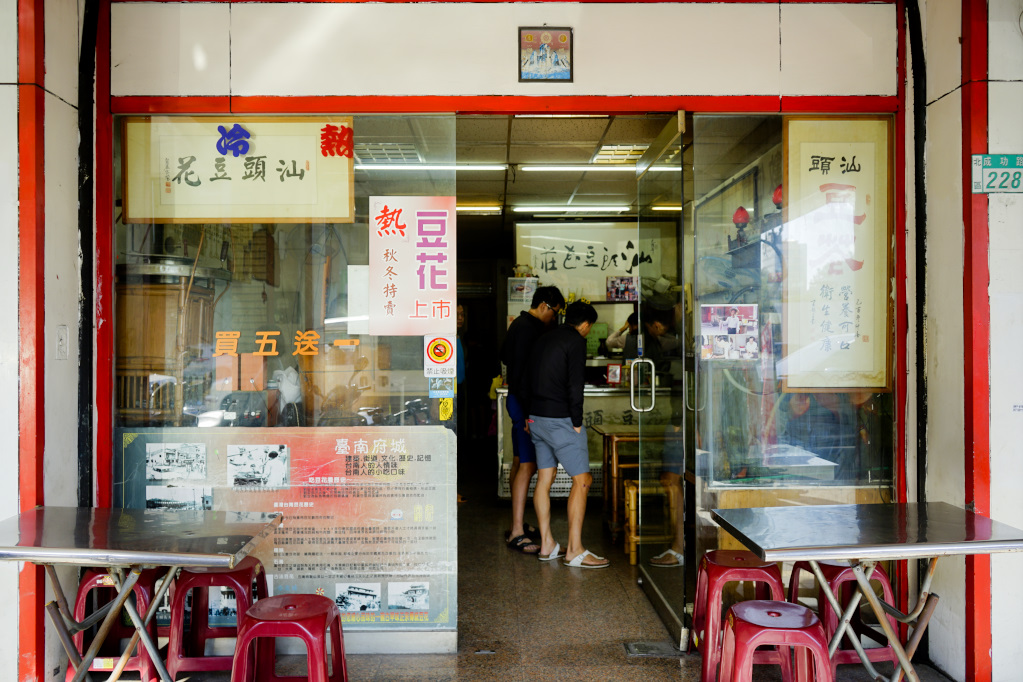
369, 196, 457, 336
781, 117, 893, 391
123, 116, 355, 223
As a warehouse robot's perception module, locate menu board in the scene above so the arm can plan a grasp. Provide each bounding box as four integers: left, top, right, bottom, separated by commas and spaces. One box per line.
114, 426, 456, 631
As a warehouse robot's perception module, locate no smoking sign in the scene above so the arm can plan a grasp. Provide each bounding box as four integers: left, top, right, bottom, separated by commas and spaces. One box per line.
424, 335, 457, 377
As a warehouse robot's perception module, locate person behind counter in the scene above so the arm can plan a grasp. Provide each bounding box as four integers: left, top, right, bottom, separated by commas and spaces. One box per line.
605, 312, 638, 351
500, 285, 565, 554
528, 301, 609, 569
623, 306, 680, 371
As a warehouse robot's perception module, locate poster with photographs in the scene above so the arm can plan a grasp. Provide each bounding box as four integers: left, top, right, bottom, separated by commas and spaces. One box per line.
335, 582, 382, 613
146, 485, 212, 510
114, 426, 457, 634
700, 304, 759, 360
146, 442, 207, 480
228, 444, 290, 488
606, 275, 637, 301
388, 581, 430, 610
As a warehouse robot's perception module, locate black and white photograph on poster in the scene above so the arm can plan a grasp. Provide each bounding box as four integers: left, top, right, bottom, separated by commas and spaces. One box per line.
388, 581, 430, 610
146, 485, 213, 510
145, 442, 207, 480
227, 444, 290, 488
428, 377, 454, 399
335, 582, 382, 612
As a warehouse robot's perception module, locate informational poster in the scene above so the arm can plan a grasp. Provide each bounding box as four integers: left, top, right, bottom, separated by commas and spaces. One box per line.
782, 118, 891, 390
114, 426, 457, 632
123, 116, 355, 223
369, 196, 457, 337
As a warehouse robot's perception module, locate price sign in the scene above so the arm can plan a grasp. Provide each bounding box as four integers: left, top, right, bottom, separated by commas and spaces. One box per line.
972, 155, 1023, 194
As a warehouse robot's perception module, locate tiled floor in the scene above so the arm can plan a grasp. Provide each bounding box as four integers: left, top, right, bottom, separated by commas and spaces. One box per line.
169, 435, 951, 681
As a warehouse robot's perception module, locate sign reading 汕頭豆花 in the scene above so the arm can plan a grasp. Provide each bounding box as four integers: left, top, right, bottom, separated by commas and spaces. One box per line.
782, 118, 891, 390
972, 154, 1023, 194
123, 117, 354, 223
369, 197, 457, 337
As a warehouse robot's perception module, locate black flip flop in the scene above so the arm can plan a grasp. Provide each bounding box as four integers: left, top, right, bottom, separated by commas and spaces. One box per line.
506, 534, 540, 554
504, 523, 542, 542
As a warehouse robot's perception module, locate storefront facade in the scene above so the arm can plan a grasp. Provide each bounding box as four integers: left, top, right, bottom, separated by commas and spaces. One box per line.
4, 0, 1022, 679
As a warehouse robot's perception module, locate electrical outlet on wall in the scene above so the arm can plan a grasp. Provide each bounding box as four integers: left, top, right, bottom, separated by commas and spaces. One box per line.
56, 324, 69, 360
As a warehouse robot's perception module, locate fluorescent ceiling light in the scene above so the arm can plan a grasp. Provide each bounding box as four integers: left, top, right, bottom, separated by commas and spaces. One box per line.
651, 206, 683, 211
512, 205, 631, 213
514, 114, 608, 119
519, 165, 636, 173
354, 164, 507, 171
324, 315, 369, 325
647, 165, 683, 172
456, 205, 503, 213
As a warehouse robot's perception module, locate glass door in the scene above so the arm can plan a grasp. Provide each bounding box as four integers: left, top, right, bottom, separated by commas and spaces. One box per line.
634, 114, 690, 647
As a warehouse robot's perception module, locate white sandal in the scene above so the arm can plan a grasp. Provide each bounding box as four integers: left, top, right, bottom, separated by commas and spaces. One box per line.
649, 548, 683, 567
563, 549, 609, 569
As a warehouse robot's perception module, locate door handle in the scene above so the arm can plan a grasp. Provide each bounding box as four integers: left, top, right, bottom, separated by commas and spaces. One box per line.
629, 357, 657, 412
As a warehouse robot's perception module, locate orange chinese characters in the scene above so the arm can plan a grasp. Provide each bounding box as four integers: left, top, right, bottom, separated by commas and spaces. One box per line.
213, 331, 241, 357
292, 330, 321, 356
254, 330, 281, 356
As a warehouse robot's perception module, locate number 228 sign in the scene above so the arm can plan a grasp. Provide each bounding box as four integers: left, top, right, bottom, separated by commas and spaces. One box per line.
972, 155, 1023, 194
424, 336, 457, 377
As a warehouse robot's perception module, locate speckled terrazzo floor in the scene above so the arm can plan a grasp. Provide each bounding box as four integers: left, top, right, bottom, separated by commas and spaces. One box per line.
145, 435, 952, 681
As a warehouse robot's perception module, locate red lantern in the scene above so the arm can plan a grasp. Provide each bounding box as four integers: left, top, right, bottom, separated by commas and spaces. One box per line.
772, 184, 783, 208
732, 206, 749, 227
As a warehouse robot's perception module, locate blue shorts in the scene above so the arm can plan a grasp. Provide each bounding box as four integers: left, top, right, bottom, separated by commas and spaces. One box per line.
528, 416, 590, 477
505, 394, 536, 464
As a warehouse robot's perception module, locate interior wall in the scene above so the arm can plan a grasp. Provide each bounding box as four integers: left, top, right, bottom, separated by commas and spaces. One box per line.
921, 0, 967, 678
987, 0, 1023, 676
0, 0, 20, 671
109, 2, 897, 98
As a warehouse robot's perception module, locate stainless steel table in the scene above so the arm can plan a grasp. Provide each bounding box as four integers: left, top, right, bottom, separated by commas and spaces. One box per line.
0, 506, 282, 682
712, 502, 1023, 682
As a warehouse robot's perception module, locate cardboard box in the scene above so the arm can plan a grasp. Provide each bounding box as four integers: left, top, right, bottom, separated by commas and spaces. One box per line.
214, 355, 239, 392
240, 353, 267, 391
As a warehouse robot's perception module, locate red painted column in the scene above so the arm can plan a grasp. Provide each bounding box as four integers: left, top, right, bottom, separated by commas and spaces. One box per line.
17, 0, 46, 676
961, 0, 991, 679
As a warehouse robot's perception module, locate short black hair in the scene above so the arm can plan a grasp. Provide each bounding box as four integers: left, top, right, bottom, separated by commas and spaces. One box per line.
530, 286, 565, 310
564, 301, 598, 327
627, 312, 638, 325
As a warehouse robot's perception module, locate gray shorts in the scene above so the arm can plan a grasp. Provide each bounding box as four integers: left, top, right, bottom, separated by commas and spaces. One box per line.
528, 416, 590, 477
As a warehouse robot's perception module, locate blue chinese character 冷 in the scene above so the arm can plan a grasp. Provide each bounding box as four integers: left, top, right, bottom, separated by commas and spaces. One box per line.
216, 124, 251, 157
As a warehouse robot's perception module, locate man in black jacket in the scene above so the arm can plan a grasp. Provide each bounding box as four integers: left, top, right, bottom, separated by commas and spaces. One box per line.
500, 286, 564, 553
528, 301, 609, 568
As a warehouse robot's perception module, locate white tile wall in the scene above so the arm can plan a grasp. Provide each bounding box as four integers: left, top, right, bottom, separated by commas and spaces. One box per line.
0, 0, 14, 84
987, 76, 1023, 682
110, 2, 897, 98
44, 92, 81, 508
989, 0, 1023, 81
45, 0, 80, 105
922, 87, 966, 682
923, 0, 963, 102
780, 4, 898, 96
111, 3, 230, 96
0, 84, 18, 675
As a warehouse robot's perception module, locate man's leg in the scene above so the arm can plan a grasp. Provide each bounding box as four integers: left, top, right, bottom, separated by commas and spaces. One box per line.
650, 471, 684, 566
509, 459, 537, 540
565, 472, 592, 559
533, 466, 557, 556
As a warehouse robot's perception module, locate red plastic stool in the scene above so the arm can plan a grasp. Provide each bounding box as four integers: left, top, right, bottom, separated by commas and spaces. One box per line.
67, 567, 162, 682
230, 593, 348, 682
691, 550, 787, 682
719, 600, 834, 682
166, 555, 268, 680
788, 560, 899, 669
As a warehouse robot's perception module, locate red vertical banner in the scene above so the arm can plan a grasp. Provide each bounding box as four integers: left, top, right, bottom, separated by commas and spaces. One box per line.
369, 197, 457, 337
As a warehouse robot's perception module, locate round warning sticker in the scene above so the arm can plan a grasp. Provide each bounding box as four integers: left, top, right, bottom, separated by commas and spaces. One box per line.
426, 337, 453, 364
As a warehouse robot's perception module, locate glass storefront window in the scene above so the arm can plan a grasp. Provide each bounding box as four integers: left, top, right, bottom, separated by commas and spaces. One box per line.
692, 115, 894, 491
110, 114, 458, 639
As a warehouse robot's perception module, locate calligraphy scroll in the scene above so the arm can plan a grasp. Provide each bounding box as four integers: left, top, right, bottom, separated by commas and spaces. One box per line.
781, 117, 892, 390
123, 116, 354, 223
